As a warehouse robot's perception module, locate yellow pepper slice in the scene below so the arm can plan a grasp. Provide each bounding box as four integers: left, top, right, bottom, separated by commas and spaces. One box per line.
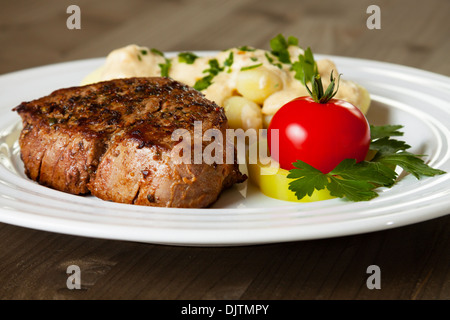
248, 160, 335, 202
247, 134, 336, 205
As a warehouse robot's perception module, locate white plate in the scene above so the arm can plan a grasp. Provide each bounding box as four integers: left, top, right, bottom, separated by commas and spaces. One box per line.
0, 53, 449, 246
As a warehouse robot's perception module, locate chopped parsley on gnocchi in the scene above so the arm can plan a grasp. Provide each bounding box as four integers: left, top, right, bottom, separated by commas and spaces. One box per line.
81, 34, 371, 130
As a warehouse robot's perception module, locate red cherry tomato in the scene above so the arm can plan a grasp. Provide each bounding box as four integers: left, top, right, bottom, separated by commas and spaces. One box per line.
268, 96, 371, 173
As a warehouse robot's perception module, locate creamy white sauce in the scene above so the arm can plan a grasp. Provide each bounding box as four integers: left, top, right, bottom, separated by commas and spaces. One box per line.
81, 44, 367, 123
99, 45, 165, 80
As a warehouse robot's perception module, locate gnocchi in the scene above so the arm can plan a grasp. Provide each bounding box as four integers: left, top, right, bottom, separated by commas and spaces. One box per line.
236, 66, 283, 105
81, 39, 371, 132
223, 96, 263, 131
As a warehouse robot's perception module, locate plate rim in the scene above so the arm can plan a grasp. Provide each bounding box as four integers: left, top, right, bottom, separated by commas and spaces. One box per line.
0, 52, 449, 246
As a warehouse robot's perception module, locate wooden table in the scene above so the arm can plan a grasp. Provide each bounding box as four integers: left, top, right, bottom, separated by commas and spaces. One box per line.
1, 0, 449, 301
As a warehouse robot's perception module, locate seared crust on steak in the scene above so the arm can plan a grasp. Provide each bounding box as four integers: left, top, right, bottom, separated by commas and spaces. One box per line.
13, 77, 246, 208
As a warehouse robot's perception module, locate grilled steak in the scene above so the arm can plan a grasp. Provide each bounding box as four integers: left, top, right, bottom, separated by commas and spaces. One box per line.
13, 77, 247, 208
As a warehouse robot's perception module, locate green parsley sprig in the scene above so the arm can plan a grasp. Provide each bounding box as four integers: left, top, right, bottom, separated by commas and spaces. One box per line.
240, 63, 263, 71
287, 125, 446, 202
369, 125, 446, 179
269, 34, 298, 64
151, 48, 171, 77
292, 47, 318, 86
178, 52, 199, 64
193, 51, 234, 91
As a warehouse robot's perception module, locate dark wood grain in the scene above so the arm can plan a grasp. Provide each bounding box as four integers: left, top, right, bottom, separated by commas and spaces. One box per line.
1, 216, 449, 300
0, 0, 449, 300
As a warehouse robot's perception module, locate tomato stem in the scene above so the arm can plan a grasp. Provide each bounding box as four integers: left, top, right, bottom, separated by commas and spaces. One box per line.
305, 70, 341, 104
